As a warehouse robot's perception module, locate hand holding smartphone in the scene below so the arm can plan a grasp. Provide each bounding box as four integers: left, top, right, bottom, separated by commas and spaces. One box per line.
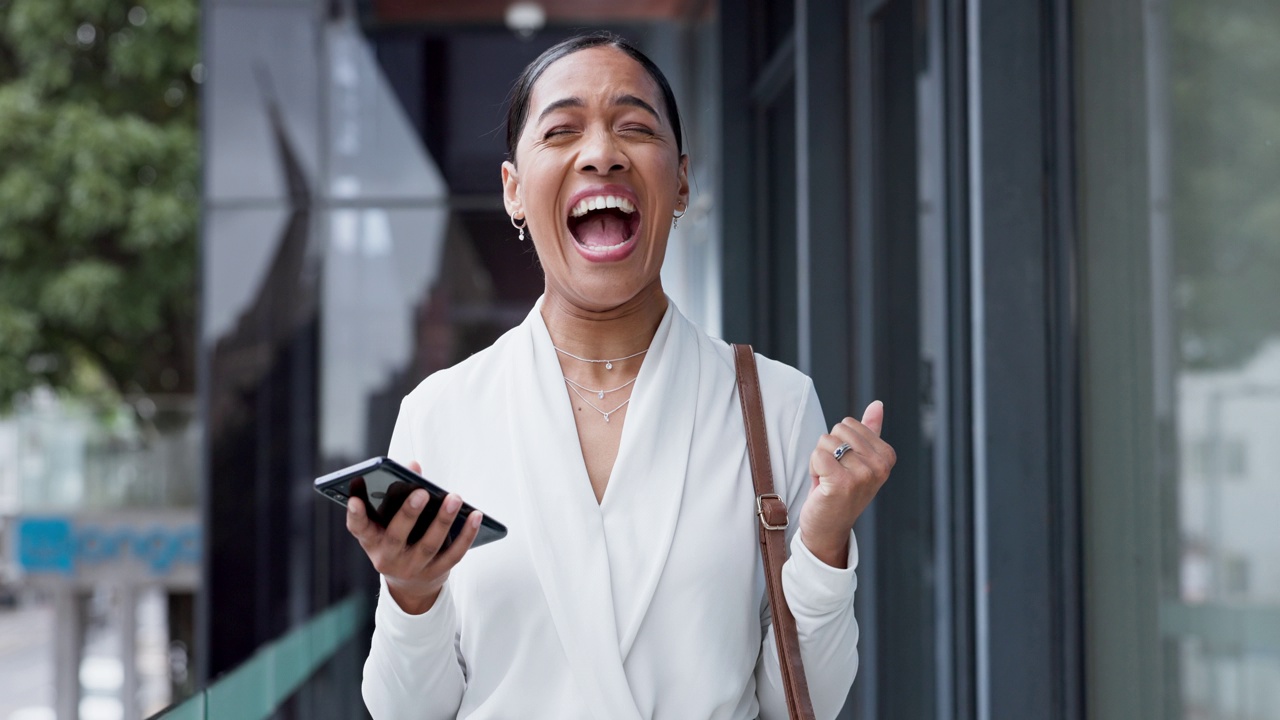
318, 457, 507, 615
316, 456, 508, 549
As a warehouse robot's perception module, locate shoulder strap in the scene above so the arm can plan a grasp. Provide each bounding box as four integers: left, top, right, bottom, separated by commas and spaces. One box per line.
732, 344, 816, 720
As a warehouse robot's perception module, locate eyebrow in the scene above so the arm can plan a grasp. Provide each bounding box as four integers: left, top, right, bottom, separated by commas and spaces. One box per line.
536, 94, 662, 124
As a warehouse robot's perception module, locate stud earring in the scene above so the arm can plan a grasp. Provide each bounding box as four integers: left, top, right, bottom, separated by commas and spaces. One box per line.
510, 214, 526, 241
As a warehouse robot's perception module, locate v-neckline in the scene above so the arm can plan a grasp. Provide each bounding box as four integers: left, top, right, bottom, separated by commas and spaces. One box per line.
505, 296, 702, 673
536, 307, 667, 510
566, 370, 640, 506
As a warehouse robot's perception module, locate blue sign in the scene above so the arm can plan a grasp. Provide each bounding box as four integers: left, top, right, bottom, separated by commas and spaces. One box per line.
18, 518, 75, 574
16, 517, 202, 576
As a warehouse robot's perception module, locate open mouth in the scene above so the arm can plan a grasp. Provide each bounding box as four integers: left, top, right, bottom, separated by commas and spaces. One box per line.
567, 195, 642, 251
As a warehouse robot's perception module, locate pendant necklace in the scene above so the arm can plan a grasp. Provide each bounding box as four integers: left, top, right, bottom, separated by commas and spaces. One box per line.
552, 345, 647, 370
563, 375, 637, 400
565, 381, 631, 423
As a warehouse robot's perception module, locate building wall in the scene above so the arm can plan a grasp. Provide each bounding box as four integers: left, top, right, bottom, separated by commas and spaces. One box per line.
718, 0, 1280, 718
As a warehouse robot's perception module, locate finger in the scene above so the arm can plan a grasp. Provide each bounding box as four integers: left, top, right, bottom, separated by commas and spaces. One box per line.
828, 422, 879, 460
346, 497, 384, 557
833, 417, 893, 464
833, 419, 897, 476
818, 428, 890, 481
810, 436, 847, 481
860, 400, 885, 436
430, 510, 482, 572
407, 460, 423, 475
411, 493, 465, 560
810, 451, 841, 483
346, 495, 373, 537
383, 489, 430, 546
816, 432, 846, 455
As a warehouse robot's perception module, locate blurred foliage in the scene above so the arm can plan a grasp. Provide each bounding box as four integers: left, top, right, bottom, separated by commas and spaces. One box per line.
0, 0, 198, 411
1172, 0, 1280, 370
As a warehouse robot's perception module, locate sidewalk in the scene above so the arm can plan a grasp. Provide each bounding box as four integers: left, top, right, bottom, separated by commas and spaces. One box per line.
0, 599, 54, 719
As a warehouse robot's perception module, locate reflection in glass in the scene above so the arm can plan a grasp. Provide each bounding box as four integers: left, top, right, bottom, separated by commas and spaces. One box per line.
326, 22, 448, 201
1167, 1, 1280, 717
1082, 0, 1280, 716
319, 207, 542, 472
320, 207, 447, 464
205, 4, 320, 202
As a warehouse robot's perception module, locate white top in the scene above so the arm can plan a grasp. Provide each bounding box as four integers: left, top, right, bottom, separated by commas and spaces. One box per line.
363, 299, 860, 720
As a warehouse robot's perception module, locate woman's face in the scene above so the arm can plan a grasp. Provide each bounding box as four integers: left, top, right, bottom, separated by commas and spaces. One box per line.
502, 47, 689, 313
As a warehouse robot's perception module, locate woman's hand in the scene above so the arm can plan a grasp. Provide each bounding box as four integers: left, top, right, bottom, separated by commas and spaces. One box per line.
799, 401, 896, 568
346, 460, 483, 615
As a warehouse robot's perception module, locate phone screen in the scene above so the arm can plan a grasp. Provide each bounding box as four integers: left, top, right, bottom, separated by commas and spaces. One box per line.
349, 468, 436, 526
346, 469, 448, 545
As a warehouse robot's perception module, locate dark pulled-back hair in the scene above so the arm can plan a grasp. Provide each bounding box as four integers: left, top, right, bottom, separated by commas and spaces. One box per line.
504, 32, 683, 162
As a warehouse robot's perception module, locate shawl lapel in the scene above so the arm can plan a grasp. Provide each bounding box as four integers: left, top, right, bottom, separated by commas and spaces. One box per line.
599, 305, 697, 659
504, 303, 643, 720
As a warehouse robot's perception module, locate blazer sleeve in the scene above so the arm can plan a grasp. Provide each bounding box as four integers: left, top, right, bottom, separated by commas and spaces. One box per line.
361, 397, 467, 720
755, 379, 860, 720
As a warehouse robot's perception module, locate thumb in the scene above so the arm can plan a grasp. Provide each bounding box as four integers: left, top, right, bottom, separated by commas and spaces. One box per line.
861, 400, 885, 436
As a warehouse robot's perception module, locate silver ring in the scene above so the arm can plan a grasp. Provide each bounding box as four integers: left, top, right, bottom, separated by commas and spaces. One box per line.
833, 442, 852, 461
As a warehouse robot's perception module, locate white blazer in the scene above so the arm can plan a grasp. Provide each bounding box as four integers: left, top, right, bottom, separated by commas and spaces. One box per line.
363, 299, 860, 720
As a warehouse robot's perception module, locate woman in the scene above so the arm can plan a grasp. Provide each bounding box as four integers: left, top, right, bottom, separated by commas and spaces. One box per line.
347, 32, 895, 720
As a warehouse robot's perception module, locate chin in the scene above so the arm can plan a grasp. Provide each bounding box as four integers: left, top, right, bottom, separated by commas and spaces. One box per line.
551, 272, 655, 313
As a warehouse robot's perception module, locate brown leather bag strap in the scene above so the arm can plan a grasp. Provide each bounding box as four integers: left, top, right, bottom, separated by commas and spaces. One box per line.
732, 344, 816, 720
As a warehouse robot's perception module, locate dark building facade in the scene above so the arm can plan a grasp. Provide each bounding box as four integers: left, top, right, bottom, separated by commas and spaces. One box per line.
199, 1, 1280, 718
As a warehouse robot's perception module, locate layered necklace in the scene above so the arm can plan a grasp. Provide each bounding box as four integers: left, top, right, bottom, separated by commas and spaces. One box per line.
554, 345, 646, 423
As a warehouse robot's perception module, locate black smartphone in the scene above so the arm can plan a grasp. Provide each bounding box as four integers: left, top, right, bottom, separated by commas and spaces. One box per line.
315, 456, 507, 549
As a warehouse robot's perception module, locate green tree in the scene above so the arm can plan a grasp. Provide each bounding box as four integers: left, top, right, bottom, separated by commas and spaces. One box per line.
0, 0, 198, 410
1172, 0, 1280, 370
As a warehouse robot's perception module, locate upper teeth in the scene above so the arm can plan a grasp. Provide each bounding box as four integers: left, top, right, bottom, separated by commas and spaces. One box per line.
569, 195, 636, 218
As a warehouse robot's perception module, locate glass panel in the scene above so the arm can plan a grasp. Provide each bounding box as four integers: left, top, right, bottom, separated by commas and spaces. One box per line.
863, 1, 937, 716
659, 21, 722, 338
1079, 1, 1280, 717
205, 4, 320, 203
319, 206, 448, 466
203, 201, 321, 674
319, 207, 541, 472
1167, 1, 1280, 715
326, 23, 448, 202
202, 208, 292, 345
433, 31, 555, 194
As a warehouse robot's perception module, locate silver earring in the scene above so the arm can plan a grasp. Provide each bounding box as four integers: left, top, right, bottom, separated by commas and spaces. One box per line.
511, 214, 526, 241
672, 209, 685, 229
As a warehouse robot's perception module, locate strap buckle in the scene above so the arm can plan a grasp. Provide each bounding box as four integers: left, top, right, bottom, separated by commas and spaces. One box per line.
756, 493, 788, 531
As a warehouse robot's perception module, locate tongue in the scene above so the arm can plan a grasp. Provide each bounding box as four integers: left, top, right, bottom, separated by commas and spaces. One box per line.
574, 212, 631, 247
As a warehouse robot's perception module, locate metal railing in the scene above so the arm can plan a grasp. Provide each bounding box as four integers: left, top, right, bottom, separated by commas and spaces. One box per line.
150, 594, 367, 719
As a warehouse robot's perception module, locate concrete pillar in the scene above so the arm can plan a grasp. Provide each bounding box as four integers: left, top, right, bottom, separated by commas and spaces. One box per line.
54, 588, 85, 720
120, 584, 139, 720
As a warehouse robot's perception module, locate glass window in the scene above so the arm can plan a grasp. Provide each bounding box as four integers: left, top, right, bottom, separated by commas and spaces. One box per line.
1079, 1, 1280, 717
205, 4, 320, 203
318, 206, 540, 472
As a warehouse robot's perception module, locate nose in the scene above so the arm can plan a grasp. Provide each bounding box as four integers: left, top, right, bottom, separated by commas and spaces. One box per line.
577, 126, 628, 175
